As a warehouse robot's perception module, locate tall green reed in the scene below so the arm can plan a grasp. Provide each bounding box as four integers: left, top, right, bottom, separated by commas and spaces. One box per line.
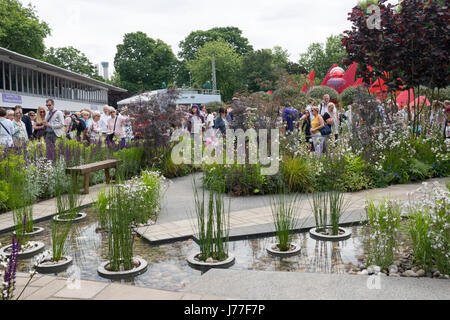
192, 178, 230, 261
51, 219, 72, 262
270, 190, 302, 251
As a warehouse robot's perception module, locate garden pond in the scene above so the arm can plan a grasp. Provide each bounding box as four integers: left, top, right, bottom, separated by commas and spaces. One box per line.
0, 207, 411, 292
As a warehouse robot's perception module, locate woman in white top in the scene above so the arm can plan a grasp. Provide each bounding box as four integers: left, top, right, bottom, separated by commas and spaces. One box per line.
12, 109, 28, 145
324, 102, 340, 141
0, 108, 14, 147
204, 108, 215, 142
89, 111, 102, 143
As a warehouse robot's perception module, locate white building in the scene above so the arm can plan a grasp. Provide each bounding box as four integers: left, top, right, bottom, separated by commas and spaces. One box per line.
117, 88, 222, 107
0, 47, 127, 112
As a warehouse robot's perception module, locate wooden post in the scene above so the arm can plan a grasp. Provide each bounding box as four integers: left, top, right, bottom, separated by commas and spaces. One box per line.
105, 168, 110, 184
83, 173, 90, 194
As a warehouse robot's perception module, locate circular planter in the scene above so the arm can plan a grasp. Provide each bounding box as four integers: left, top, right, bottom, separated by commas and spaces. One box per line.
0, 241, 45, 259
34, 255, 73, 273
53, 212, 87, 223
97, 257, 148, 279
12, 227, 45, 237
187, 253, 235, 270
309, 227, 352, 241
266, 243, 301, 257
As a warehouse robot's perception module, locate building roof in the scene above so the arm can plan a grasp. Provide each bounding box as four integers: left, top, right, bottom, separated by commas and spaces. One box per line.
0, 47, 127, 93
117, 88, 221, 105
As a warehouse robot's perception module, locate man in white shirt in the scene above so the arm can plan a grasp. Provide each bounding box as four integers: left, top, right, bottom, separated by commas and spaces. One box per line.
318, 94, 330, 115
99, 105, 110, 135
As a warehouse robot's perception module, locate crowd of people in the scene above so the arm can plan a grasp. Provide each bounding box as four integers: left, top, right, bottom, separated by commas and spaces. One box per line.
0, 99, 133, 148
1, 95, 449, 154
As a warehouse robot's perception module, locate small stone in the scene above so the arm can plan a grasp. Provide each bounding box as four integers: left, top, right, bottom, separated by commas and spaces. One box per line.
357, 255, 365, 261
411, 266, 419, 273
205, 257, 214, 263
402, 270, 418, 277
431, 267, 438, 273
433, 271, 441, 278
389, 265, 398, 274
367, 266, 375, 275
438, 275, 448, 280
416, 269, 425, 277
394, 260, 401, 267
373, 266, 381, 274
358, 269, 368, 275
389, 273, 400, 277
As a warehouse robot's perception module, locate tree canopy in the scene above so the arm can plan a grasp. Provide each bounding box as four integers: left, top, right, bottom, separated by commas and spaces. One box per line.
43, 46, 99, 78
187, 39, 243, 102
114, 31, 177, 94
0, 0, 50, 59
298, 34, 346, 80
178, 26, 253, 61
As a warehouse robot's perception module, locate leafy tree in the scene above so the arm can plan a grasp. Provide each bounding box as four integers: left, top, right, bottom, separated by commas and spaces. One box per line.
242, 49, 277, 92
43, 46, 97, 77
187, 39, 243, 102
298, 34, 346, 79
179, 26, 253, 61
342, 0, 449, 136
114, 32, 177, 94
0, 0, 51, 58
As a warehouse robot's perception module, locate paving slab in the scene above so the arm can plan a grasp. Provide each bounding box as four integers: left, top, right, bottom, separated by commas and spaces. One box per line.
53, 279, 109, 299
183, 269, 450, 300
94, 283, 183, 300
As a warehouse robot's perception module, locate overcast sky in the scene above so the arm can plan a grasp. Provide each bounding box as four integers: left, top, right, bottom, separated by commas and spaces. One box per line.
31, 0, 366, 74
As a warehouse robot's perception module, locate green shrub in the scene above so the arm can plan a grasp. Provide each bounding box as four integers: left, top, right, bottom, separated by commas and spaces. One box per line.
113, 147, 145, 178
282, 157, 314, 192
339, 85, 365, 106
204, 101, 224, 112
307, 86, 339, 102
335, 155, 371, 192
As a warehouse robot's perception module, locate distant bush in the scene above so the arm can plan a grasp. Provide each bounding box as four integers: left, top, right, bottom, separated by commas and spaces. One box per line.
307, 86, 339, 101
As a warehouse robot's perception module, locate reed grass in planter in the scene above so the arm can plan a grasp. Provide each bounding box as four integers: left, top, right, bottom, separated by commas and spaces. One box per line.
266, 191, 303, 256
53, 178, 86, 223
34, 220, 73, 273
309, 190, 351, 241
187, 180, 234, 270
97, 184, 148, 279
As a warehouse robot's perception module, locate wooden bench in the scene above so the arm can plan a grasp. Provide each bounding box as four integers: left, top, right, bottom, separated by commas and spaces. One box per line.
66, 159, 121, 194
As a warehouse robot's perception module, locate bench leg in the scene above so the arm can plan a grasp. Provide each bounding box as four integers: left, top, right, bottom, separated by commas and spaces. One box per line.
105, 168, 111, 184
83, 174, 90, 194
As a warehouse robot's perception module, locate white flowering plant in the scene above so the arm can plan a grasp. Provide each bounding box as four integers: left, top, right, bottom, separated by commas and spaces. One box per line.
403, 182, 450, 274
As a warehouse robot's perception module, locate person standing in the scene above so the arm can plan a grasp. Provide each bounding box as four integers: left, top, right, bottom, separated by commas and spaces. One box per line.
187, 105, 204, 139
282, 105, 301, 135
203, 108, 215, 142
12, 108, 28, 145
99, 105, 110, 136
214, 107, 228, 137
323, 102, 340, 141
310, 106, 326, 156
318, 94, 330, 116
443, 105, 450, 140
120, 107, 134, 144
0, 108, 14, 147
107, 107, 130, 145
299, 109, 313, 151
15, 106, 32, 140
63, 110, 72, 136
32, 106, 47, 140
44, 99, 65, 144
89, 111, 102, 143
6, 110, 14, 121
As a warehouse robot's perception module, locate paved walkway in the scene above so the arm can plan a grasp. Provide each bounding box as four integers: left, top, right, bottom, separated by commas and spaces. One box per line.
183, 269, 450, 300
13, 272, 226, 300
137, 176, 450, 243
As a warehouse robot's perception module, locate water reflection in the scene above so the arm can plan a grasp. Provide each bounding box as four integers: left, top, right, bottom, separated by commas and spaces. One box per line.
0, 208, 367, 292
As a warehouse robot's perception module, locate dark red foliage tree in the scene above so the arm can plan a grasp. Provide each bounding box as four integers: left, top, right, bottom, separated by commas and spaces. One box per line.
342, 0, 449, 136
